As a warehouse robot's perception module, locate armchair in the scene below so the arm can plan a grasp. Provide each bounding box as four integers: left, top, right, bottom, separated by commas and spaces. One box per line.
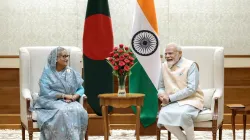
156, 46, 224, 140
19, 46, 88, 140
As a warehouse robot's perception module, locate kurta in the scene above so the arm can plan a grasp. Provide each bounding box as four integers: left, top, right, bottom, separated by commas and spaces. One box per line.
157, 57, 204, 128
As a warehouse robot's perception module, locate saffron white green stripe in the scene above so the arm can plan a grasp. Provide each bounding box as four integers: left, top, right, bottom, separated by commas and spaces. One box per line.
130, 0, 161, 127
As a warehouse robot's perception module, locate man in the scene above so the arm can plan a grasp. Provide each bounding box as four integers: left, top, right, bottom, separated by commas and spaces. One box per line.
157, 43, 204, 140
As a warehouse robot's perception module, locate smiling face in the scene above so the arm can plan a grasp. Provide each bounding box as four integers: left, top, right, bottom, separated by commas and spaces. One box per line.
164, 44, 182, 68
57, 49, 69, 68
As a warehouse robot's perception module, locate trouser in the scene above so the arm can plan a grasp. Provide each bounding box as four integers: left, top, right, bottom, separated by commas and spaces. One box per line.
164, 125, 195, 140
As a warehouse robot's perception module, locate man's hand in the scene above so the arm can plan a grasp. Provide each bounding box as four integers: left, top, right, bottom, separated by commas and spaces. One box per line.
158, 93, 169, 105
162, 95, 169, 104
158, 93, 164, 101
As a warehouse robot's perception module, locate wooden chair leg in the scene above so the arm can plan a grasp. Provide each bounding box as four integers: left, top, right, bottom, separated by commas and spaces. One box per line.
212, 131, 216, 140
156, 128, 160, 140
84, 128, 88, 140
168, 131, 171, 140
21, 124, 25, 140
28, 132, 33, 140
243, 114, 246, 140
219, 125, 223, 140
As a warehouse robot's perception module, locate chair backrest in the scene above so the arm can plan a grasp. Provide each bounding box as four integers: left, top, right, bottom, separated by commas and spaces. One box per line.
19, 46, 83, 95
181, 46, 224, 89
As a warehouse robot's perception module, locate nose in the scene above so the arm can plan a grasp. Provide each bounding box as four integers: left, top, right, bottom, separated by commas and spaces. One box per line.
64, 58, 69, 62
166, 53, 171, 58
165, 55, 169, 61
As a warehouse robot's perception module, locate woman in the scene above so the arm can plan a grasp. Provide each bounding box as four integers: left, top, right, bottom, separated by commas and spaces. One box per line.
34, 47, 88, 140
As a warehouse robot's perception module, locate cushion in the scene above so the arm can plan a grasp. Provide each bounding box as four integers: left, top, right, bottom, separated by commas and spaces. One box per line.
202, 88, 216, 109
194, 109, 213, 122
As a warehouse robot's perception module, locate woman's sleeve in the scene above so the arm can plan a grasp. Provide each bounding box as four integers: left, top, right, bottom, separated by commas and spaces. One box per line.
75, 85, 85, 96
39, 69, 61, 99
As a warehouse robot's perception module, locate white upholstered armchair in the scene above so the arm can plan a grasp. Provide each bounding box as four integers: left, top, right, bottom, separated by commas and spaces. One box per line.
19, 46, 88, 140
157, 46, 224, 140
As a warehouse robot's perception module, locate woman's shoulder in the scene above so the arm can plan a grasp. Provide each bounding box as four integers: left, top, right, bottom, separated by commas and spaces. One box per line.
41, 65, 53, 76
43, 65, 52, 72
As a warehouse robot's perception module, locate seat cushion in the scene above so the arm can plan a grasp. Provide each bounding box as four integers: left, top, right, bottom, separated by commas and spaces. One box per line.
32, 111, 39, 128
202, 88, 216, 109
194, 109, 213, 122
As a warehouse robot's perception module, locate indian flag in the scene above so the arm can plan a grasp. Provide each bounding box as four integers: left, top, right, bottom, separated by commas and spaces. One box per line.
130, 0, 161, 127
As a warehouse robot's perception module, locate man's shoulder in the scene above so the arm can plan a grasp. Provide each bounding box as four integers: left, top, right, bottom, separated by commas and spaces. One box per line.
182, 57, 194, 63
181, 57, 195, 66
183, 58, 199, 69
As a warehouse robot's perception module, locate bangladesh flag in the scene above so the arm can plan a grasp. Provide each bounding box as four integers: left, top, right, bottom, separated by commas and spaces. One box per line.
83, 0, 113, 115
130, 0, 161, 127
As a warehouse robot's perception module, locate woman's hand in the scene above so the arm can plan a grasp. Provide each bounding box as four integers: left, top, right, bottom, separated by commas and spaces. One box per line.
72, 94, 80, 101
63, 94, 80, 102
63, 95, 73, 103
64, 94, 73, 100
64, 99, 72, 103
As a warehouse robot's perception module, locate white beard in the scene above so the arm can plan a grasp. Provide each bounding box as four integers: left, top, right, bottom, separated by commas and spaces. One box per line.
167, 54, 180, 68
167, 61, 174, 68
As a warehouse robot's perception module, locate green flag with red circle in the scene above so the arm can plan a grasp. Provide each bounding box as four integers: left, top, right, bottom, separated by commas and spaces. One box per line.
83, 0, 113, 115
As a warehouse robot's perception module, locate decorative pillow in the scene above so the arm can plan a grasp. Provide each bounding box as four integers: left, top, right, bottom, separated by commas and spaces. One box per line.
202, 88, 216, 109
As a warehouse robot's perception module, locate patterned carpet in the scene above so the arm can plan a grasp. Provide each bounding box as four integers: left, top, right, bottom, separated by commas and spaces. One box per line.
0, 129, 249, 140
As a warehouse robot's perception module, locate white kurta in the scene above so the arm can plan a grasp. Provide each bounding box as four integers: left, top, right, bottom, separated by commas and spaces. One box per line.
157, 102, 199, 129
157, 57, 203, 129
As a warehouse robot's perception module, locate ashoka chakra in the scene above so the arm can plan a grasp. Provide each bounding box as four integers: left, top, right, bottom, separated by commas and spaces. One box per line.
131, 30, 158, 56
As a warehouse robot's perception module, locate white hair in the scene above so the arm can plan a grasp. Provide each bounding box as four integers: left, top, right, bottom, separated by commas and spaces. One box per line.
57, 47, 67, 56
165, 42, 182, 52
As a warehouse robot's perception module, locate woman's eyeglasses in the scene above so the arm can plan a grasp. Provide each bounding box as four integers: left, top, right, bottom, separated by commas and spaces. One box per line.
58, 55, 70, 59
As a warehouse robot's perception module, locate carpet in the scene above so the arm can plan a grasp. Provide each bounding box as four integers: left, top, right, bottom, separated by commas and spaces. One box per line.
0, 129, 249, 140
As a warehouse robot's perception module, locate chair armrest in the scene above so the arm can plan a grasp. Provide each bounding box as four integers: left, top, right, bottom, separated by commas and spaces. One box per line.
80, 94, 88, 111
20, 88, 32, 111
211, 89, 224, 126
21, 88, 33, 110
22, 88, 32, 99
212, 89, 223, 99
20, 88, 33, 128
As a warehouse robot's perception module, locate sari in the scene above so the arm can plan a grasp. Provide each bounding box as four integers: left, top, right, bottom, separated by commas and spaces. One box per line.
34, 47, 88, 140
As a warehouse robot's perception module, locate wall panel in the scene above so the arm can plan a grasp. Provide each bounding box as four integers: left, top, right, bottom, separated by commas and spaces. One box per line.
1, 68, 250, 134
